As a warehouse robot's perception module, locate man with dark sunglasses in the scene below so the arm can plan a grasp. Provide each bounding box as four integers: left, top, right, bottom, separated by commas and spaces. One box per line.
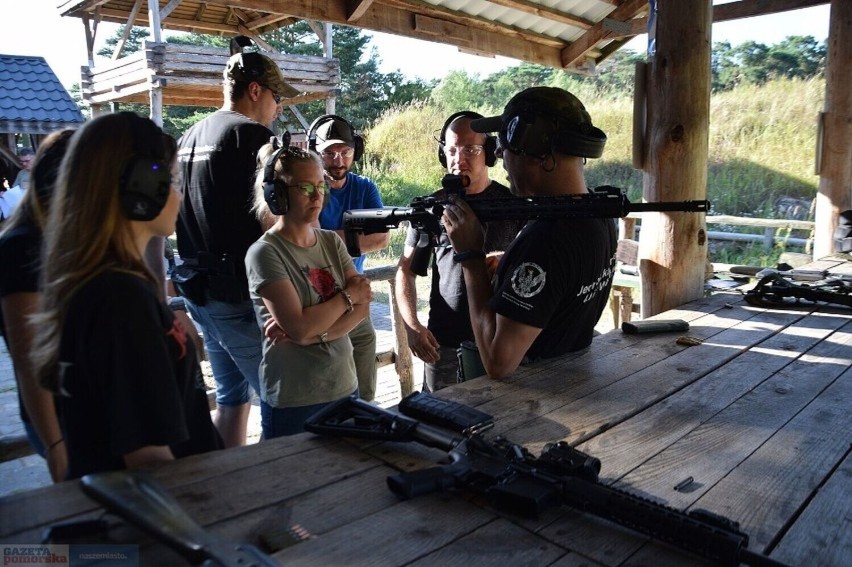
442, 87, 617, 379
172, 51, 299, 447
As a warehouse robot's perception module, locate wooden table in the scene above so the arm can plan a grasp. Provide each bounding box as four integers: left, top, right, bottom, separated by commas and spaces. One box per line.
1, 259, 850, 566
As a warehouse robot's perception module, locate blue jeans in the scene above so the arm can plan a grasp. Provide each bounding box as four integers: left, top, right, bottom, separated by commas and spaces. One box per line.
261, 391, 357, 439
185, 298, 262, 406
24, 420, 46, 458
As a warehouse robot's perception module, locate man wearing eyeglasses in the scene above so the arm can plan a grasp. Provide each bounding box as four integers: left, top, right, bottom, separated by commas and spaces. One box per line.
173, 51, 299, 447
315, 116, 388, 402
442, 87, 616, 380
395, 113, 521, 391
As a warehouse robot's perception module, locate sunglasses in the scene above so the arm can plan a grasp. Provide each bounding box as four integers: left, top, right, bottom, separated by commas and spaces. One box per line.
260, 84, 282, 104
286, 182, 329, 198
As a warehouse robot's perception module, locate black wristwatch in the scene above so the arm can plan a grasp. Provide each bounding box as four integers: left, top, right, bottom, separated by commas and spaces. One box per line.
453, 250, 486, 263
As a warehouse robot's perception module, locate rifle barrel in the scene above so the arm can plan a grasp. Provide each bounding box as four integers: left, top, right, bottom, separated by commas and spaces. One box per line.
627, 200, 710, 213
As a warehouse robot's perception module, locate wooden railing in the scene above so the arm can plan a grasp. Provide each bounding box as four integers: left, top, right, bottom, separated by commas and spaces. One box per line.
363, 264, 415, 398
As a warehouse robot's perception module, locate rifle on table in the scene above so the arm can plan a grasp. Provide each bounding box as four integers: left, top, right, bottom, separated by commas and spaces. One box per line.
304, 392, 789, 567
745, 272, 852, 310
75, 471, 280, 566
342, 175, 710, 275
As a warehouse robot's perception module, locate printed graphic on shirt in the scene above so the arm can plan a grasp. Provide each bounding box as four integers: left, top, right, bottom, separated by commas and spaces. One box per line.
576, 259, 616, 304
166, 317, 188, 359
510, 262, 546, 298
305, 266, 338, 301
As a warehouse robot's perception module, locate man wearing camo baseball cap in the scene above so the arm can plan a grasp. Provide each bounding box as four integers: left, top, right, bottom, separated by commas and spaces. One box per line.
171, 51, 299, 447
441, 86, 616, 379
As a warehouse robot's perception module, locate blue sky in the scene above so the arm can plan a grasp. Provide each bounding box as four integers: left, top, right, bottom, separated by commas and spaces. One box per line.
0, 1, 832, 89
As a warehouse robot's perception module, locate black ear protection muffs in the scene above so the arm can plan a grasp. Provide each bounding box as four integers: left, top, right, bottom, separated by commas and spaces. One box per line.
500, 108, 607, 159
229, 36, 265, 83
118, 113, 172, 221
437, 111, 497, 168
307, 114, 365, 162
262, 133, 293, 216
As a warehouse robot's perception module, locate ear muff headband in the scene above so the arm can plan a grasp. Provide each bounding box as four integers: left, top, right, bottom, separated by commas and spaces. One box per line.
118, 113, 172, 221
501, 108, 607, 159
307, 114, 365, 162
263, 139, 290, 216
438, 111, 497, 168
236, 51, 265, 82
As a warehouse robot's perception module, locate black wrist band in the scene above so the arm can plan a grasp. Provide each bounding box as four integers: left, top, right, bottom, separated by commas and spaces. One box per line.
453, 250, 486, 263
168, 296, 187, 312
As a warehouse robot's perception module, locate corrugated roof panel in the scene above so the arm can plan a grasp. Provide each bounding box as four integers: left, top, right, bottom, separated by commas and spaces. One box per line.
0, 54, 85, 135
427, 0, 616, 44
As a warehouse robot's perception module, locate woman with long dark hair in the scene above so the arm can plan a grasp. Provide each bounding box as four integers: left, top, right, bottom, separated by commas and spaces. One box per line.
32, 113, 222, 479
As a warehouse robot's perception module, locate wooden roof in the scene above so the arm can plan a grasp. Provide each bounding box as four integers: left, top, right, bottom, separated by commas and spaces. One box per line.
58, 0, 830, 74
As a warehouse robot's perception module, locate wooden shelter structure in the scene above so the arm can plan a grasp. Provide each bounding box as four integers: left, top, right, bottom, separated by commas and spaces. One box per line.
57, 0, 850, 317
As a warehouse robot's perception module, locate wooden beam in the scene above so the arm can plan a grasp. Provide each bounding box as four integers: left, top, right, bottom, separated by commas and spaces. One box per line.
813, 0, 852, 256
346, 0, 377, 23
561, 0, 648, 67
639, 0, 711, 316
160, 0, 183, 19
112, 0, 144, 60
713, 0, 829, 23
483, 0, 594, 29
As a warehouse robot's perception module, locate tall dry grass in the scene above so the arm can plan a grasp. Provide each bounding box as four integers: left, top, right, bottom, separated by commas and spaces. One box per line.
361, 77, 824, 266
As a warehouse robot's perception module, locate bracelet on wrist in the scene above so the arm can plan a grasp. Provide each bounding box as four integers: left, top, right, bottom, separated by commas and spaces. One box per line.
453, 250, 486, 264
340, 290, 354, 313
48, 438, 64, 452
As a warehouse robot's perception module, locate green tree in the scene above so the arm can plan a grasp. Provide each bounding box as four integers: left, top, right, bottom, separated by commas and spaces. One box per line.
96, 26, 151, 58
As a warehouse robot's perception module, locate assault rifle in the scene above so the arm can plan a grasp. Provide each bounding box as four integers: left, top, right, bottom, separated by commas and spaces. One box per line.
342, 175, 710, 275
745, 272, 852, 310
60, 471, 281, 566
305, 393, 789, 567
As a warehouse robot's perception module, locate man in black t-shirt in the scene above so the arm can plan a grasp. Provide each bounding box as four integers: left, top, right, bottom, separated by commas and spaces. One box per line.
442, 87, 617, 379
175, 51, 298, 447
396, 113, 521, 391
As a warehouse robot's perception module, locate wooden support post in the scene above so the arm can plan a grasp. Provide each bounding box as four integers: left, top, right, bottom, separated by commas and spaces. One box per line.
813, 0, 852, 258
387, 278, 414, 397
639, 0, 711, 317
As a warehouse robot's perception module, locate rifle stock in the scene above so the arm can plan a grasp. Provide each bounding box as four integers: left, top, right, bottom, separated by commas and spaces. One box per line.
80, 471, 278, 566
304, 394, 789, 567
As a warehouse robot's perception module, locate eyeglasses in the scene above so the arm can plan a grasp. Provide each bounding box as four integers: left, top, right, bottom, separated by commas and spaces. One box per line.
320, 148, 355, 160
260, 84, 282, 104
442, 144, 484, 158
286, 182, 329, 199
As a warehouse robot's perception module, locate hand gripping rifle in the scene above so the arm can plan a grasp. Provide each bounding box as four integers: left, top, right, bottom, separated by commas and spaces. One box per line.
342, 175, 710, 275
305, 392, 789, 567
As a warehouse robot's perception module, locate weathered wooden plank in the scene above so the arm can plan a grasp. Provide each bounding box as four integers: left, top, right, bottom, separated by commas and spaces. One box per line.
507, 305, 813, 453
579, 310, 852, 479
771, 450, 851, 567
408, 517, 569, 567
690, 360, 851, 551
271, 494, 496, 565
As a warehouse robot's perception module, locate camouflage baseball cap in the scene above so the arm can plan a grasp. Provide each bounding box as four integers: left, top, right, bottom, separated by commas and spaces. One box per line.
471, 86, 606, 158
224, 52, 299, 99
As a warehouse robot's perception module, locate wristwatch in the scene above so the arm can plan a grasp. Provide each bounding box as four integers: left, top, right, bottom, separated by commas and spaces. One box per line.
453, 250, 486, 263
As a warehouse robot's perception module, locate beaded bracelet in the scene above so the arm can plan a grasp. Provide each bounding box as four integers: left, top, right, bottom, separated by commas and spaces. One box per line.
340, 290, 354, 313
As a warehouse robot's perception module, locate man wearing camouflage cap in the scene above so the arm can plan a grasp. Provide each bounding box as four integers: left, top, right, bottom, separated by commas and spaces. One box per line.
442, 86, 617, 379
174, 51, 298, 447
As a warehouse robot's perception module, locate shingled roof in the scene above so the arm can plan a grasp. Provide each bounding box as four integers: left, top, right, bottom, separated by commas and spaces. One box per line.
0, 54, 85, 135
